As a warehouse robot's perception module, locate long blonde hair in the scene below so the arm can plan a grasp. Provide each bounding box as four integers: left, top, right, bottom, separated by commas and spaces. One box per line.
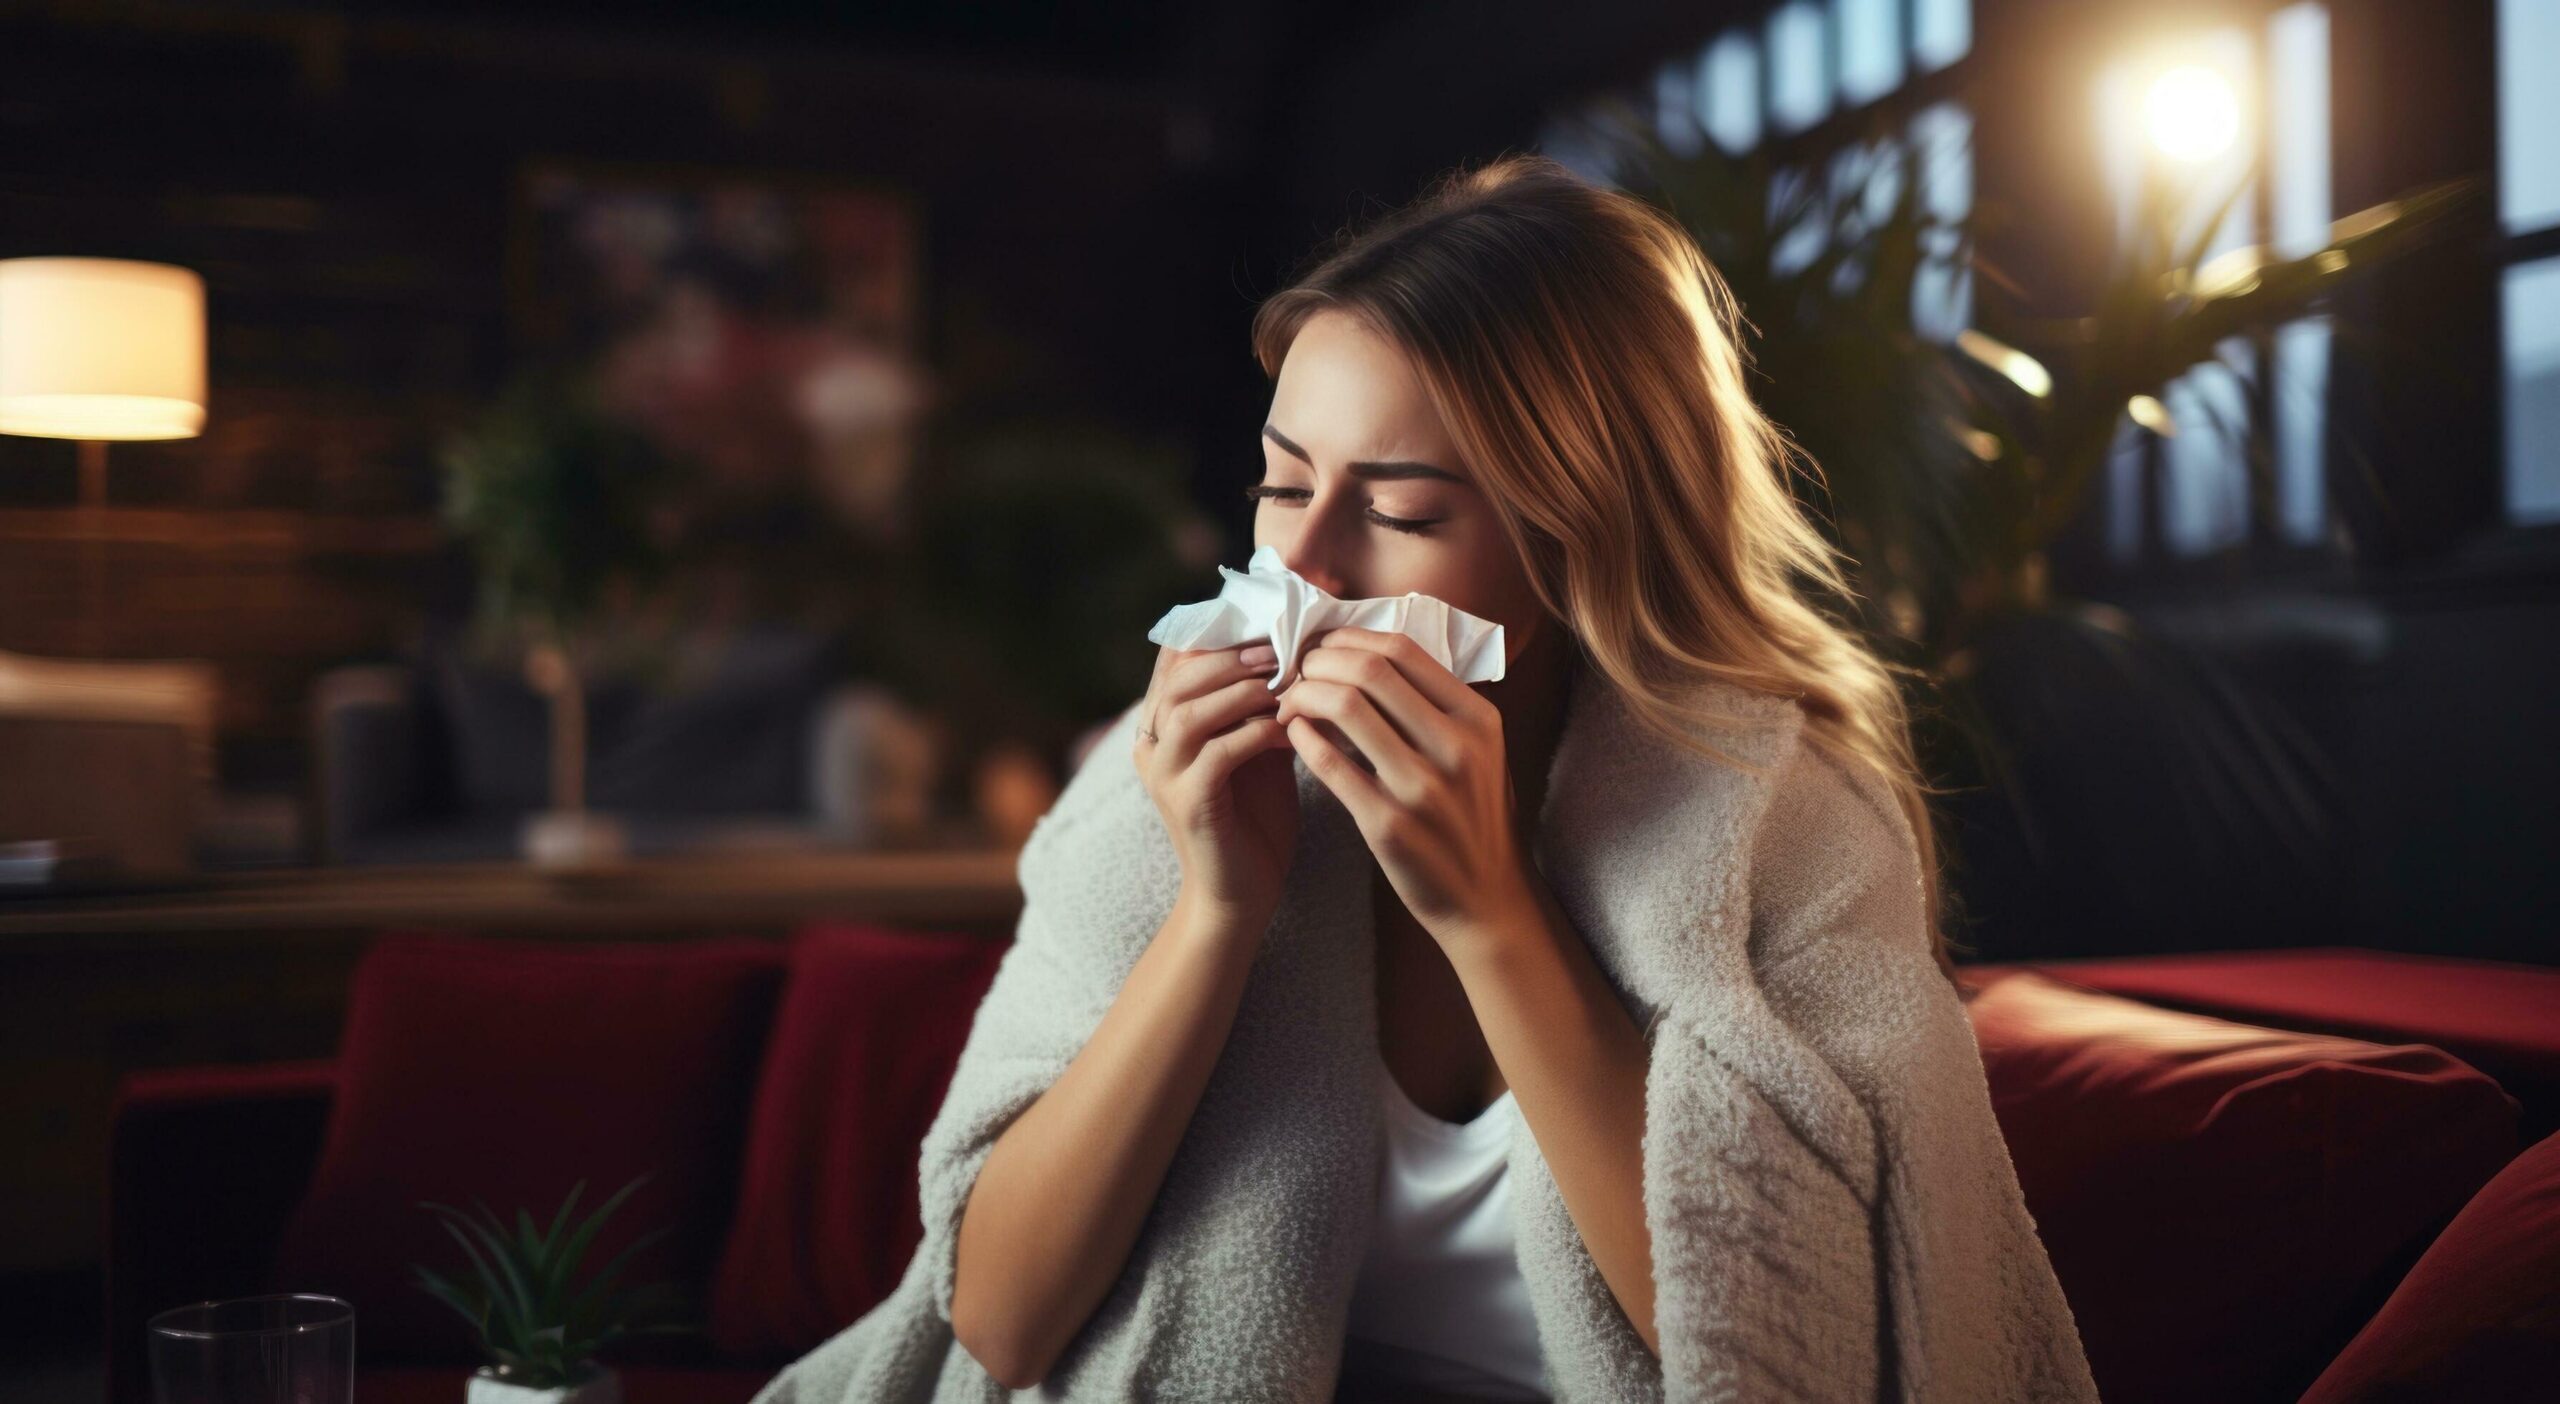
1252, 152, 1962, 980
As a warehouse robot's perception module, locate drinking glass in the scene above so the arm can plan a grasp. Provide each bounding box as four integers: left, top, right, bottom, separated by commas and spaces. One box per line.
146, 1294, 354, 1404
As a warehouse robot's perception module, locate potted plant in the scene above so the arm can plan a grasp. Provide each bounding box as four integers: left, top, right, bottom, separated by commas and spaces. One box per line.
439, 375, 695, 869
411, 1172, 700, 1404
1562, 97, 2485, 958
863, 416, 1217, 821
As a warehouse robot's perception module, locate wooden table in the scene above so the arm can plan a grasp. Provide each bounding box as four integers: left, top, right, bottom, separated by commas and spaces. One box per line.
0, 847, 1026, 944
0, 847, 1024, 1279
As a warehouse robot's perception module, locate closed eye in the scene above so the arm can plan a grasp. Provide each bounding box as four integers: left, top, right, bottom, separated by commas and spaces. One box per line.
1244, 484, 1442, 536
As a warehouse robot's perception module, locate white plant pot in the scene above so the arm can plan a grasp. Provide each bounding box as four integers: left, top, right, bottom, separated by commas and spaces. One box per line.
519, 809, 630, 869
466, 1362, 622, 1404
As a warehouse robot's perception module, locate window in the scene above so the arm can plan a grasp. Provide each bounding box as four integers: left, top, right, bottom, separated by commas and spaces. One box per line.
2269, 2, 2332, 545
1654, 58, 1704, 159
1913, 0, 1969, 73
1910, 101, 1973, 341
1767, 2, 1832, 134
1701, 32, 1762, 154
1838, 0, 1907, 105
2499, 0, 2560, 523
1537, 0, 1976, 339
2093, 4, 2334, 564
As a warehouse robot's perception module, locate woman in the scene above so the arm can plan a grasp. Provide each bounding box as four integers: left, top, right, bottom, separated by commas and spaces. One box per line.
752, 154, 2096, 1403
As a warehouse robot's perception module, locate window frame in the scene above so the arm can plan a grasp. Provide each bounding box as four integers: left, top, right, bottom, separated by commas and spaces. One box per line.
2494, 0, 2560, 530
2084, 8, 2347, 589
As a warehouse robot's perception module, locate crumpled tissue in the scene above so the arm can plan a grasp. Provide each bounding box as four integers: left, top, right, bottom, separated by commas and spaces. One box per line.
1146, 544, 1507, 692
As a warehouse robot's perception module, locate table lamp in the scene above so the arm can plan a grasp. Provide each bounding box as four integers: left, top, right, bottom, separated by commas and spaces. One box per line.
0, 256, 208, 653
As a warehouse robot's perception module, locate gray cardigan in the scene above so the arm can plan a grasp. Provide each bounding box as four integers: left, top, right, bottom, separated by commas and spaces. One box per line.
750, 664, 2100, 1402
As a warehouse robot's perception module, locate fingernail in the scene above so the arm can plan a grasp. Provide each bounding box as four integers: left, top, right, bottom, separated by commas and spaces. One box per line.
1240, 643, 1276, 668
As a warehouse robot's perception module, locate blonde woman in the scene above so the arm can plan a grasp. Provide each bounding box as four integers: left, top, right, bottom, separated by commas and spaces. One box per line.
752, 154, 2096, 1404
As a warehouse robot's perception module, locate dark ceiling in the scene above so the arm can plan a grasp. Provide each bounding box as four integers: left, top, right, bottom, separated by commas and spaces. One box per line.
324, 0, 1408, 88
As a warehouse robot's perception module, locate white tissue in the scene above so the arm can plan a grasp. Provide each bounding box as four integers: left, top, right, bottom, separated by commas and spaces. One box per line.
1146, 545, 1508, 691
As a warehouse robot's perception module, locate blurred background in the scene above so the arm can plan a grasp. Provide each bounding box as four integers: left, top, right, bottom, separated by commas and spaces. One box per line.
1, 0, 2553, 1397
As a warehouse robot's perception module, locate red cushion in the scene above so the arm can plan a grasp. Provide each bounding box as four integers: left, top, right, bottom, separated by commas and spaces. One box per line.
267, 932, 786, 1363
2299, 1129, 2560, 1402
2019, 948, 2560, 1137
706, 921, 1005, 1360
1960, 969, 2520, 1404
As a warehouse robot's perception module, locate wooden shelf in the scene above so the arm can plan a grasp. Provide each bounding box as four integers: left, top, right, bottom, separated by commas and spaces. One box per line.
0, 846, 1025, 946
0, 506, 445, 555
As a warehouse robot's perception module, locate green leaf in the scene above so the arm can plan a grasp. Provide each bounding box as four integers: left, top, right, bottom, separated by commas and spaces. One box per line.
417, 1172, 698, 1384
541, 1179, 588, 1263
552, 1172, 653, 1307
447, 1201, 539, 1345
425, 1213, 528, 1358
562, 1223, 676, 1332
411, 1265, 490, 1339
2171, 168, 2261, 285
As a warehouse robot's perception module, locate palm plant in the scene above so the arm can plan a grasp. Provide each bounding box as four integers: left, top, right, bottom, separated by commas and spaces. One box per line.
1567, 95, 1992, 666
1568, 92, 2482, 655
412, 1172, 700, 1391
1556, 94, 2487, 960
440, 375, 699, 850
1963, 162, 2483, 604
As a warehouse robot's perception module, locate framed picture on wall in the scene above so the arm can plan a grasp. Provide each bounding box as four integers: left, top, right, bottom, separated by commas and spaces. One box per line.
508, 160, 931, 535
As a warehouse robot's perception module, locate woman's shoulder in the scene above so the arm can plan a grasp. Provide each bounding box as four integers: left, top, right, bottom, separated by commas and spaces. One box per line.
1763, 729, 1911, 858
1746, 728, 1934, 967
1631, 680, 1906, 902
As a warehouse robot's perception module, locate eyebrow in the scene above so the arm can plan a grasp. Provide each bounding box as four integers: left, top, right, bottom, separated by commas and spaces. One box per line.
1263, 424, 1469, 486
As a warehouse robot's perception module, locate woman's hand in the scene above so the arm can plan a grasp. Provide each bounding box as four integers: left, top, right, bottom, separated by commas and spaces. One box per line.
1275, 627, 1535, 946
1135, 641, 1300, 928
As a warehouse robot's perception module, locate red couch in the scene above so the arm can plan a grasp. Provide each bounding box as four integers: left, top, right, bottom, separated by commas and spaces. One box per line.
105, 932, 2560, 1404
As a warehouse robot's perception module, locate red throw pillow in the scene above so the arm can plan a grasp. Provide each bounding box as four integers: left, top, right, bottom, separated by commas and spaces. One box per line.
1960, 969, 2520, 1404
266, 932, 787, 1363
2020, 948, 2560, 1140
2298, 1129, 2560, 1402
706, 921, 1005, 1361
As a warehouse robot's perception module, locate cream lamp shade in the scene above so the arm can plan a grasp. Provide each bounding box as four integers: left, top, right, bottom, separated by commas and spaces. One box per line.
0, 256, 206, 441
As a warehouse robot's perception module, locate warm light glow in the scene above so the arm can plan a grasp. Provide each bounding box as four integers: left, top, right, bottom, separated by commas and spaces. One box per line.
1956, 329, 2053, 399
0, 257, 207, 441
2192, 246, 2269, 298
2143, 64, 2241, 164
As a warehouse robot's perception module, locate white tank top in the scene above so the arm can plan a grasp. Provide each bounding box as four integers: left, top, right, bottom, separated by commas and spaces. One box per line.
1340, 1058, 1552, 1402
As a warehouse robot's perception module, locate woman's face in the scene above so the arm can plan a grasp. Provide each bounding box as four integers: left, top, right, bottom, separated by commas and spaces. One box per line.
1252, 309, 1545, 662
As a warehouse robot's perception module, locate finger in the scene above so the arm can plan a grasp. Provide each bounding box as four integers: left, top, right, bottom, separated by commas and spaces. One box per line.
1274, 678, 1436, 811
1136, 645, 1181, 745
1159, 674, 1284, 768
1306, 627, 1498, 730
1163, 644, 1280, 711
1292, 643, 1466, 774
1194, 713, 1293, 787
1285, 714, 1391, 834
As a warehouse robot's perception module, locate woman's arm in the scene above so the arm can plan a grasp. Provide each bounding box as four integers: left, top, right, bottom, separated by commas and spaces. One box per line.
1264, 627, 1662, 1355
1444, 880, 1662, 1359
947, 884, 1265, 1389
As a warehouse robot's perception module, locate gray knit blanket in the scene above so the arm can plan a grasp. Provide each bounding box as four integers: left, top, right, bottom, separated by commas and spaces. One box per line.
749, 664, 2101, 1402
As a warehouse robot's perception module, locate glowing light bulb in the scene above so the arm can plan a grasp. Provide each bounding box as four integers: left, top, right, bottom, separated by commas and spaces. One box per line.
2143, 64, 2240, 163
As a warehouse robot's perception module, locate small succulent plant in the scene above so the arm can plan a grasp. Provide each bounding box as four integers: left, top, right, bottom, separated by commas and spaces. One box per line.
412, 1172, 701, 1390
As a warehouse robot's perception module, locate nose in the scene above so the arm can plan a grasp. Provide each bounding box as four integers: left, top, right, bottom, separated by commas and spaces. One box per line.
1276, 539, 1353, 599
1262, 484, 1366, 596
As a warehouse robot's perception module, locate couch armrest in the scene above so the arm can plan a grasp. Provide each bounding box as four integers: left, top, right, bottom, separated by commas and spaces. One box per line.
311, 665, 424, 864
106, 1060, 338, 1404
